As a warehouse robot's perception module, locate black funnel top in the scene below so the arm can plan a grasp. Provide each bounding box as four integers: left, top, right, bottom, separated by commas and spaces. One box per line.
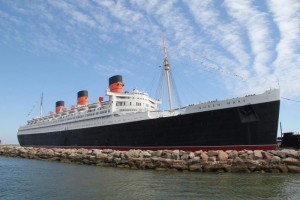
109, 75, 123, 85
78, 90, 88, 98
56, 101, 64, 107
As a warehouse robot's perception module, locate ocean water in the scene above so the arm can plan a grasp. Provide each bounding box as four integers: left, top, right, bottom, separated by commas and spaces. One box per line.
1, 157, 300, 200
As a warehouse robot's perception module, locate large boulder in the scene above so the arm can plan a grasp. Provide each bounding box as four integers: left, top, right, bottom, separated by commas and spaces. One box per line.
172, 150, 180, 160
270, 150, 286, 158
126, 149, 141, 158
112, 151, 121, 158
261, 151, 273, 160
161, 151, 172, 159
244, 160, 261, 172
217, 150, 228, 161
96, 153, 108, 162
68, 153, 77, 160
37, 148, 54, 159
207, 150, 218, 157
281, 149, 298, 158
156, 150, 163, 157
200, 152, 209, 161
277, 164, 288, 173
239, 153, 248, 160
189, 152, 195, 159
142, 158, 155, 169
19, 148, 28, 158
233, 156, 244, 164
287, 165, 300, 173
228, 150, 238, 159
271, 156, 281, 164
188, 157, 201, 165
77, 148, 89, 155
254, 150, 263, 160
189, 163, 203, 172
151, 158, 173, 169
141, 151, 152, 158
208, 156, 216, 162
102, 149, 114, 154
172, 160, 188, 171
194, 150, 203, 157
180, 153, 189, 160
203, 161, 231, 172
282, 157, 300, 166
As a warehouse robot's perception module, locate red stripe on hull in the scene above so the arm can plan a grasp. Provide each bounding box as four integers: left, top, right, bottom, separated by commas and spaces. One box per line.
24, 144, 278, 151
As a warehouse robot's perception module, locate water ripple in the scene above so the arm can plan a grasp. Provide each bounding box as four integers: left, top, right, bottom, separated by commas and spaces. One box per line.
1, 157, 300, 200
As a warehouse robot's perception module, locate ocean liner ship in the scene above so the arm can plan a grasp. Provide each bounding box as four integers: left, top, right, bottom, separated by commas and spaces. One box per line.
17, 38, 280, 151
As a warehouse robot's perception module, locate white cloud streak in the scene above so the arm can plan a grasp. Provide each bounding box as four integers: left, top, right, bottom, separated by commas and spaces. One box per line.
267, 0, 300, 97
184, 0, 250, 75
94, 64, 131, 76
0, 0, 299, 98
224, 0, 275, 76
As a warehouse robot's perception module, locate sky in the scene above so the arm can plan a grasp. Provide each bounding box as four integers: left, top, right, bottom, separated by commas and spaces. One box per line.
0, 0, 299, 144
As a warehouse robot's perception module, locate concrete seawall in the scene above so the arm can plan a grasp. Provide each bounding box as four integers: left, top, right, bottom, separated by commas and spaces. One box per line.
1, 145, 300, 173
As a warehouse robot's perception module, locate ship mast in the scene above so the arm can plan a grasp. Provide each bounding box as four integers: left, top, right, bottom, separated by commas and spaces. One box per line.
162, 33, 173, 112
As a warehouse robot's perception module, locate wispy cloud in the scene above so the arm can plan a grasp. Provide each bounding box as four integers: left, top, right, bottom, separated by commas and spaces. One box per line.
224, 0, 275, 76
0, 0, 299, 98
48, 0, 97, 28
184, 1, 250, 72
94, 64, 131, 77
267, 0, 300, 97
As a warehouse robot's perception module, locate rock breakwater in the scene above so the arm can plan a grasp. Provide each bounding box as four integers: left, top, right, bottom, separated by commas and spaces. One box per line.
1, 145, 300, 173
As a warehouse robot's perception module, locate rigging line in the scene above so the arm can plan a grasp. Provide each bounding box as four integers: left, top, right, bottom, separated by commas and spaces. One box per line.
156, 66, 165, 101
281, 97, 300, 103
170, 60, 210, 102
184, 53, 247, 81
148, 66, 161, 97
26, 101, 38, 119
170, 44, 279, 85
158, 72, 166, 110
160, 45, 247, 84
169, 70, 182, 108
157, 66, 164, 100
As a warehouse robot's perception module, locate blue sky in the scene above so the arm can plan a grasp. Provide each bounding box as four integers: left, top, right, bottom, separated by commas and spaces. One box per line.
0, 0, 299, 144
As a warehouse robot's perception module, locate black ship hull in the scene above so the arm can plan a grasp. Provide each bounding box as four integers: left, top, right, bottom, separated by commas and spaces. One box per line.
18, 100, 280, 151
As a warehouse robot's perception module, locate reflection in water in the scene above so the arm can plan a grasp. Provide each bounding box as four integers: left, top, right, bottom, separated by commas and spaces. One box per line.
0, 157, 300, 200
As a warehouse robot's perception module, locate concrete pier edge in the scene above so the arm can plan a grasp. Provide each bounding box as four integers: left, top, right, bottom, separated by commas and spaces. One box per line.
1, 145, 300, 173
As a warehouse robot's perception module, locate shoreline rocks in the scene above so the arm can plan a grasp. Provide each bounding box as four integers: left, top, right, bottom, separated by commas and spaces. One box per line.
1, 145, 300, 173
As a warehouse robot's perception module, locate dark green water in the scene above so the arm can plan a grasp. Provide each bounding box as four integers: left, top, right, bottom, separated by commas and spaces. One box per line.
1, 157, 300, 200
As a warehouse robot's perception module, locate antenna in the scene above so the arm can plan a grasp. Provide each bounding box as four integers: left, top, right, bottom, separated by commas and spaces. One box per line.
162, 33, 173, 112
40, 92, 43, 117
280, 122, 283, 138
276, 76, 280, 89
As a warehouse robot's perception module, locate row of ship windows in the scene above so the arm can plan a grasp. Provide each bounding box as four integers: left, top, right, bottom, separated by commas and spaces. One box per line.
117, 101, 150, 107
119, 109, 138, 112
86, 110, 109, 116
199, 104, 221, 109
226, 99, 246, 104
117, 96, 147, 100
25, 115, 144, 132
29, 109, 111, 125
198, 99, 246, 110
26, 115, 112, 130
87, 106, 109, 113
60, 110, 110, 121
